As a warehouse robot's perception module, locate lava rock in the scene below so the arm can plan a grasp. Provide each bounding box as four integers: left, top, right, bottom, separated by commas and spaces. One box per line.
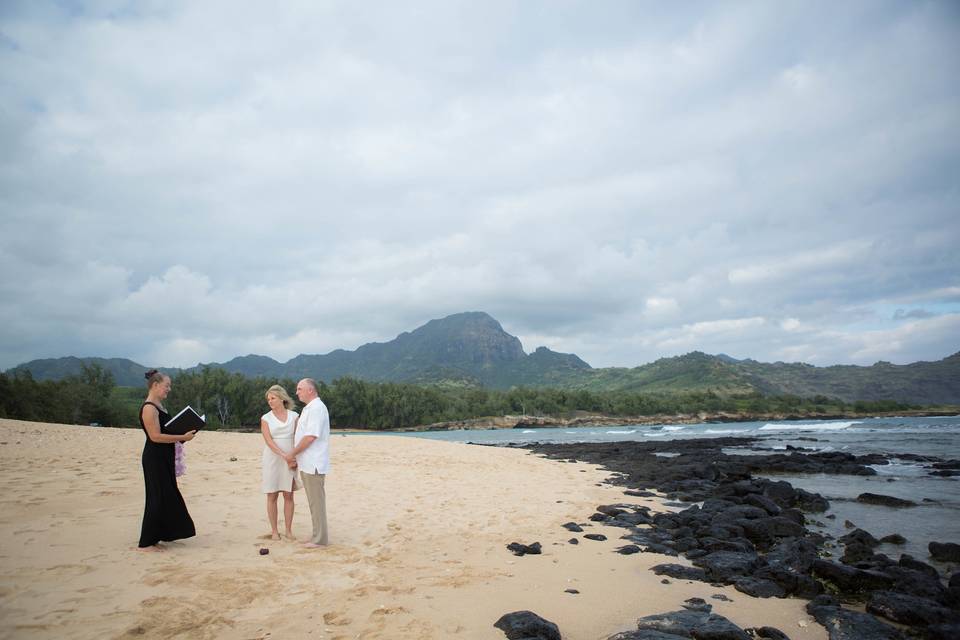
898, 554, 939, 579
743, 493, 783, 516
493, 610, 561, 640
806, 595, 907, 640
811, 559, 895, 593
744, 627, 790, 640
562, 522, 584, 532
681, 597, 711, 612
692, 551, 761, 582
839, 528, 880, 548
597, 504, 629, 517
584, 533, 607, 541
857, 493, 918, 508
734, 577, 786, 599
929, 541, 960, 563
506, 541, 542, 556
866, 591, 960, 628
650, 563, 709, 582
609, 608, 750, 640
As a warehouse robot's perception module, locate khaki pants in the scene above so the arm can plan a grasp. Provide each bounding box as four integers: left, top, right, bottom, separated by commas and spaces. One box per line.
299, 470, 329, 545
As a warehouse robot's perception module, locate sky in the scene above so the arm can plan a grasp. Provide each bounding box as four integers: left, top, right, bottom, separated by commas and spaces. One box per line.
1, 1, 959, 372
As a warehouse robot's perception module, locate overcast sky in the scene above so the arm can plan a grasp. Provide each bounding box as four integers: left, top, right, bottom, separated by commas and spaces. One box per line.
1, 1, 958, 372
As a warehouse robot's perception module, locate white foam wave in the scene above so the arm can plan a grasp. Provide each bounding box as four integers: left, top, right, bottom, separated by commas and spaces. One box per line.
606, 430, 637, 434
643, 432, 667, 437
758, 421, 861, 431
704, 429, 743, 435
663, 426, 685, 431
521, 430, 536, 434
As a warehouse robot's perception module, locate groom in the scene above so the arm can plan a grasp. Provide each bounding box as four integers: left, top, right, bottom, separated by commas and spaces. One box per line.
288, 378, 331, 547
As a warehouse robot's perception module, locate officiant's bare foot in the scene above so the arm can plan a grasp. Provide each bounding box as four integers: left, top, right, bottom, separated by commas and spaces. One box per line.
137, 544, 165, 553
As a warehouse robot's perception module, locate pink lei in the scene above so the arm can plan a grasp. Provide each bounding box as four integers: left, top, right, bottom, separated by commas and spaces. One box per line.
174, 441, 186, 477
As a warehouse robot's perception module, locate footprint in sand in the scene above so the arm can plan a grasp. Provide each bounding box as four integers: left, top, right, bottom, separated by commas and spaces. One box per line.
323, 611, 352, 626
369, 605, 410, 618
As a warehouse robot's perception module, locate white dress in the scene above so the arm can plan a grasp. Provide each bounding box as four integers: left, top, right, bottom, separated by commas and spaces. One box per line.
261, 410, 302, 493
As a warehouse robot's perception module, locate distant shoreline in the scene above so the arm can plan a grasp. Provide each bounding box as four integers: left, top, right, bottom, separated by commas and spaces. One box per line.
332, 408, 959, 434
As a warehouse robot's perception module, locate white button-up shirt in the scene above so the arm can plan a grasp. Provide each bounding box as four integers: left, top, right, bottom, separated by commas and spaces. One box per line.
295, 397, 330, 474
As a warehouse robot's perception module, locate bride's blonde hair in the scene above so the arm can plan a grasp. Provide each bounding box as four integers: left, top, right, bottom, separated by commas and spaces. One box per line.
265, 384, 295, 410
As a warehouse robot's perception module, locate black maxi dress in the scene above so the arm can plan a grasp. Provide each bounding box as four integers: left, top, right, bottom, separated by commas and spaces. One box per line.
138, 401, 196, 547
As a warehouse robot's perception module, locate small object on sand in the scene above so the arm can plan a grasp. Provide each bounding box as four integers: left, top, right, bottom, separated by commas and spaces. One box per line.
564, 589, 579, 594
230, 456, 238, 462
259, 547, 269, 556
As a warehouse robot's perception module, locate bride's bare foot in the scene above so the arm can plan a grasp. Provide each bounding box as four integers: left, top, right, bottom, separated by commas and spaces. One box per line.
270, 532, 281, 541
284, 531, 296, 541
136, 544, 165, 552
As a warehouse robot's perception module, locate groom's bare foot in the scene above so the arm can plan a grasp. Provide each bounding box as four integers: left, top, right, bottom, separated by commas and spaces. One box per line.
136, 544, 165, 552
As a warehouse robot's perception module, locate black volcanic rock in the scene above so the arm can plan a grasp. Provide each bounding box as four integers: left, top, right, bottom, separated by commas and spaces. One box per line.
651, 564, 709, 582
494, 610, 561, 640
506, 541, 542, 556
806, 595, 907, 640
930, 541, 960, 562
856, 493, 918, 508
866, 591, 960, 628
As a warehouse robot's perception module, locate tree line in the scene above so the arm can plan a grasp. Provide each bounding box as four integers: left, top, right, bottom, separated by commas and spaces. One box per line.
0, 364, 924, 430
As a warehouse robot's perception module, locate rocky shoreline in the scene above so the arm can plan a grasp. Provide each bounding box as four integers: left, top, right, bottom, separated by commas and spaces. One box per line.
497, 437, 960, 640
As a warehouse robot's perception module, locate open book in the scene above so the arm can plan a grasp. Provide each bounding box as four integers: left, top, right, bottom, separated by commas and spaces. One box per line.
164, 405, 206, 435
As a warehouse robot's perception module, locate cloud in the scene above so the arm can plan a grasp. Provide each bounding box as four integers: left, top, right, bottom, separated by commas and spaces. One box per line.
1, 1, 959, 371
892, 308, 935, 321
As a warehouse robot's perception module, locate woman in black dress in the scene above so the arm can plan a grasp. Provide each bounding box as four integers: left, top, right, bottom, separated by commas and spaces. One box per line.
138, 369, 197, 551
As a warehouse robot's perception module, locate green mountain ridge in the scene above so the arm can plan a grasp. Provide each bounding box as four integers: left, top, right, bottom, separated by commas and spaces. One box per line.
6, 312, 959, 404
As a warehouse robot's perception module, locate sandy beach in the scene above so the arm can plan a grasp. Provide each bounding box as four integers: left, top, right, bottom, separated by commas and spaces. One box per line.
0, 419, 827, 640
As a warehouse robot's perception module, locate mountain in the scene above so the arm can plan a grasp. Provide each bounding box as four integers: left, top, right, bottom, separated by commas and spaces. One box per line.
5, 356, 172, 387
570, 351, 960, 405
6, 312, 959, 404
203, 311, 588, 387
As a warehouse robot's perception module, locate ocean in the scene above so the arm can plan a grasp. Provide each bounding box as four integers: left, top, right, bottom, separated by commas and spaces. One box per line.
347, 416, 960, 566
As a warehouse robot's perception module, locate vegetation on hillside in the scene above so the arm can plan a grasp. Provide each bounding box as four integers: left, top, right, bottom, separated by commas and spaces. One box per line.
0, 365, 939, 431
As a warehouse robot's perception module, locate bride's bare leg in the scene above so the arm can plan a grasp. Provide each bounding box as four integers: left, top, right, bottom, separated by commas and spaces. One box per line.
266, 492, 280, 540
282, 489, 295, 539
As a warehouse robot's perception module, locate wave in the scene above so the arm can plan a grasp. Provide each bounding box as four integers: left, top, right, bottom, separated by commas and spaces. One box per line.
663, 426, 686, 432
758, 421, 861, 431
606, 429, 637, 434
704, 429, 745, 435
521, 430, 537, 434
